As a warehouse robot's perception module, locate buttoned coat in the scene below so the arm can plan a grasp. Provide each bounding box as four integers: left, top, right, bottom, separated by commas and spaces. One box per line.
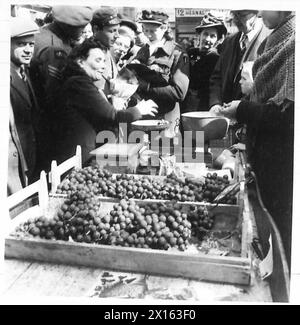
10, 64, 38, 183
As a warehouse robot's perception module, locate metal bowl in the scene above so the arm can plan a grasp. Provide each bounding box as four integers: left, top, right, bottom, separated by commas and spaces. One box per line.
181, 112, 229, 142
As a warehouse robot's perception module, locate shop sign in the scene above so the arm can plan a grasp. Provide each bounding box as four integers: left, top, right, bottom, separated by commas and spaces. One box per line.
175, 8, 206, 17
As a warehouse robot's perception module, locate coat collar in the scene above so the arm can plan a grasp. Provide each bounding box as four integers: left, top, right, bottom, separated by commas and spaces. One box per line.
151, 40, 175, 56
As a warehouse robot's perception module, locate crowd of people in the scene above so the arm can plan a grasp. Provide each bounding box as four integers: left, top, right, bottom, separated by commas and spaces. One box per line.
9, 6, 295, 266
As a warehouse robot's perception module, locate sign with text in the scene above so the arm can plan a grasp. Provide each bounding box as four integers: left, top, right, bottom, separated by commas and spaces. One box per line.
175, 8, 206, 17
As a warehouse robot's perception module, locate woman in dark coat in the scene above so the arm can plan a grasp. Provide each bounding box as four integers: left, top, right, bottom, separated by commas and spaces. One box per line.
183, 13, 227, 112
53, 39, 157, 165
218, 11, 295, 268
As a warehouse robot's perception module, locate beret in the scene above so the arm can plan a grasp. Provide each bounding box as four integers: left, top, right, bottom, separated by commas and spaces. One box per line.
52, 6, 93, 27
92, 8, 121, 27
139, 10, 169, 25
11, 16, 39, 38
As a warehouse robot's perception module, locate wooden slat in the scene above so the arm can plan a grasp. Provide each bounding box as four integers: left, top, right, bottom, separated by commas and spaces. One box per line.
8, 171, 48, 213
49, 145, 82, 194
7, 181, 40, 210
5, 238, 250, 285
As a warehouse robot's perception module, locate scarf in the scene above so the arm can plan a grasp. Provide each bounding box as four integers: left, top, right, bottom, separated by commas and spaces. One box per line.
250, 14, 295, 106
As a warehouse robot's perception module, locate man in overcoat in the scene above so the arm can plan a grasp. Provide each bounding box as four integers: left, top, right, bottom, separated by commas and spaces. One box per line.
9, 17, 39, 195
209, 10, 271, 112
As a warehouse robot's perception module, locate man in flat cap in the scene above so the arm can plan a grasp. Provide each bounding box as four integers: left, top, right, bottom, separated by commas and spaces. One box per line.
209, 10, 270, 114
91, 7, 121, 92
29, 5, 93, 172
9, 17, 40, 195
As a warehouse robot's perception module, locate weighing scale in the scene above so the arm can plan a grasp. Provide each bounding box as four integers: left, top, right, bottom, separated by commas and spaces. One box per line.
181, 112, 230, 168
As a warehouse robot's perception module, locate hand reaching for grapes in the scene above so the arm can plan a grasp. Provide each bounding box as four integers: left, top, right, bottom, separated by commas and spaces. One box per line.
136, 99, 158, 117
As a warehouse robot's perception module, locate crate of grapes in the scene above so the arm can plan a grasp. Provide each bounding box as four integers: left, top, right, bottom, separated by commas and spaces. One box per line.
49, 146, 244, 208
6, 181, 251, 285
52, 165, 243, 208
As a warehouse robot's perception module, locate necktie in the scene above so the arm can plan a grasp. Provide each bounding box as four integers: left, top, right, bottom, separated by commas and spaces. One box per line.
20, 66, 27, 82
240, 33, 248, 53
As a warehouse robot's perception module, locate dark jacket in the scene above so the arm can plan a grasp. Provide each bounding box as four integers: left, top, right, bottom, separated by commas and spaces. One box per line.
54, 62, 142, 165
29, 22, 74, 171
129, 40, 190, 115
10, 63, 38, 183
183, 48, 219, 112
237, 99, 294, 263
209, 20, 270, 107
30, 22, 72, 109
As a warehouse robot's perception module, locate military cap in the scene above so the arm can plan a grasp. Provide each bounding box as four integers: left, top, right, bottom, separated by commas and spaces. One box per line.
11, 16, 39, 38
139, 10, 169, 25
52, 6, 93, 27
92, 7, 121, 27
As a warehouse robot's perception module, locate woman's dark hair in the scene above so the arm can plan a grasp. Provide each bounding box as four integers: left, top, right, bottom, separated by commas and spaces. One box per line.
68, 37, 106, 61
63, 38, 106, 79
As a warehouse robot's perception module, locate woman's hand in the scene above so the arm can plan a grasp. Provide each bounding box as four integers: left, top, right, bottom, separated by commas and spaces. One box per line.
218, 100, 241, 119
209, 104, 222, 115
136, 99, 158, 116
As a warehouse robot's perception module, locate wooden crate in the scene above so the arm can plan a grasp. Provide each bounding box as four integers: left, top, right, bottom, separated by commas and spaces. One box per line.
5, 197, 251, 285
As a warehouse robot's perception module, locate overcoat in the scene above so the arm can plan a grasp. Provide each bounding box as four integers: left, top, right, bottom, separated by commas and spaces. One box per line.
10, 64, 38, 183
209, 21, 271, 107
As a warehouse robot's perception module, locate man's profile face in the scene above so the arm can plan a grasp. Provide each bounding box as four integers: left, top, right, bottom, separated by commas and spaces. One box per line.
232, 11, 257, 33
102, 24, 120, 47
11, 35, 35, 66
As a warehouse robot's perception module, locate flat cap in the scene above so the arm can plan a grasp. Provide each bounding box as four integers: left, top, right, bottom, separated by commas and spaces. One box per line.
11, 16, 39, 38
92, 8, 121, 27
139, 10, 169, 25
52, 6, 93, 27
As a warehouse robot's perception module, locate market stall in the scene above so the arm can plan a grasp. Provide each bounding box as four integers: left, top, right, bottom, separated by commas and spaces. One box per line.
4, 114, 290, 302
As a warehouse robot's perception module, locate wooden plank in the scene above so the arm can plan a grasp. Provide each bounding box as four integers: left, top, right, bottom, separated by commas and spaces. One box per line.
3, 261, 102, 297
5, 238, 250, 285
2, 259, 32, 294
